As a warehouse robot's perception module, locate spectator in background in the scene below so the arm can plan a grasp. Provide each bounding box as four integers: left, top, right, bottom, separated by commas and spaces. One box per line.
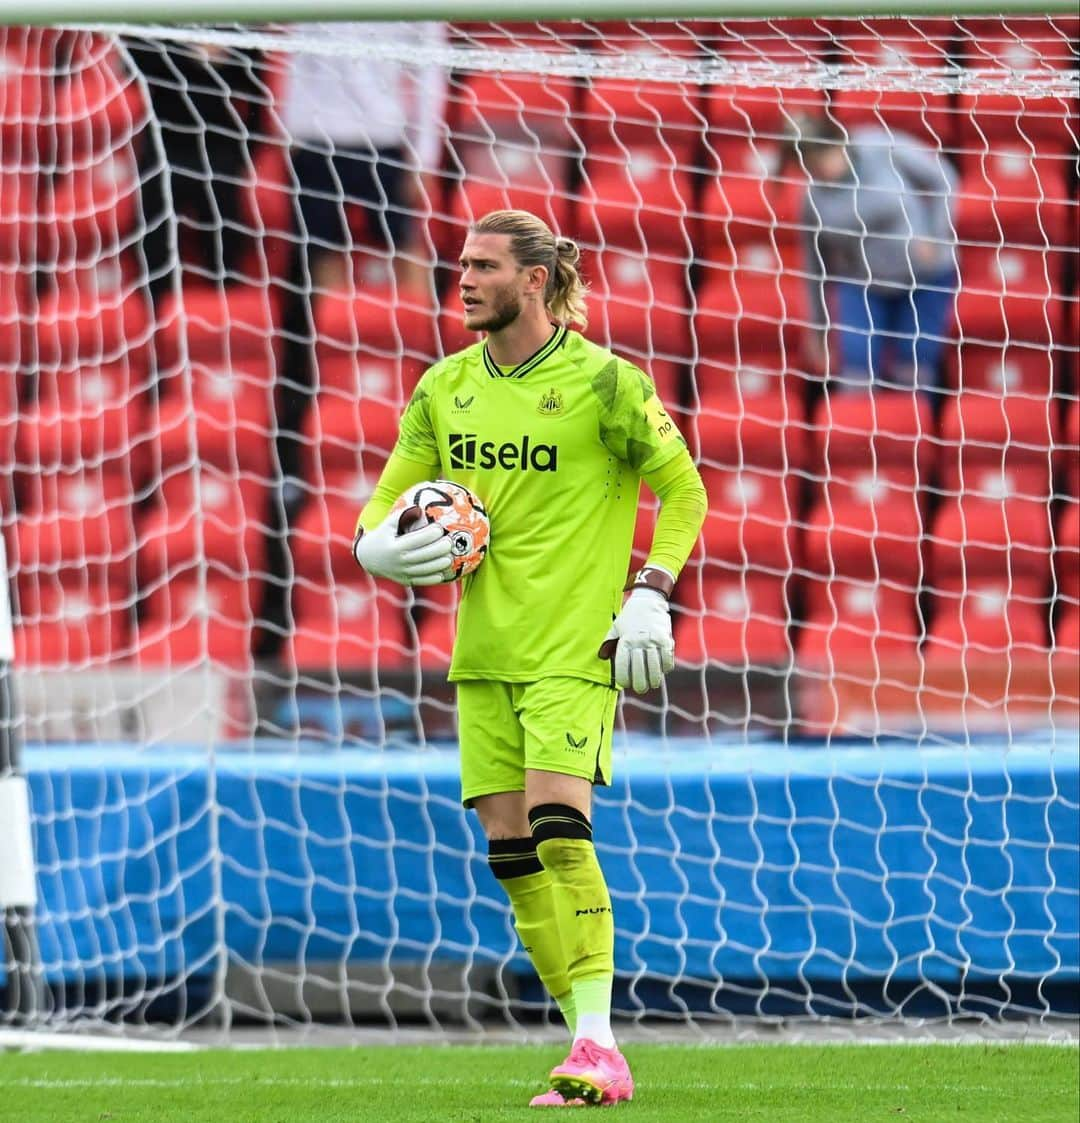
281, 20, 448, 294
788, 115, 958, 396
275, 21, 448, 508
127, 37, 265, 303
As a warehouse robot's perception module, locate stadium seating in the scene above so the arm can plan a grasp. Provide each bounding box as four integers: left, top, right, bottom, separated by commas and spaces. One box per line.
955, 245, 1065, 349
577, 77, 705, 167
412, 581, 459, 670
675, 574, 793, 667
156, 363, 274, 480
797, 579, 922, 666
925, 583, 1050, 661
289, 470, 379, 585
157, 283, 281, 382
285, 576, 410, 671
15, 363, 149, 486
14, 580, 130, 666
948, 343, 1056, 396
33, 261, 151, 370
14, 470, 136, 582
829, 21, 957, 147
698, 467, 798, 576
136, 469, 268, 589
955, 147, 1072, 249
134, 575, 259, 667
937, 392, 1056, 494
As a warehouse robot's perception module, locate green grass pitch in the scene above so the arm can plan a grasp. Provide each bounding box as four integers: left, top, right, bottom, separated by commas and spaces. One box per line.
1, 1042, 1076, 1121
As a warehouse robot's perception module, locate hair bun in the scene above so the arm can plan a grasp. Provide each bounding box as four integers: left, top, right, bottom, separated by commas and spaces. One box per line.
555, 236, 580, 265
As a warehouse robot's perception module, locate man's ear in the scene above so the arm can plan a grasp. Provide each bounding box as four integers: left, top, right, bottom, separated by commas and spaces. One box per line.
525, 264, 549, 296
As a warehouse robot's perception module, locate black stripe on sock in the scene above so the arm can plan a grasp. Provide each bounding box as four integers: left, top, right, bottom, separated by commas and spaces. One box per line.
528, 803, 593, 846
488, 836, 544, 880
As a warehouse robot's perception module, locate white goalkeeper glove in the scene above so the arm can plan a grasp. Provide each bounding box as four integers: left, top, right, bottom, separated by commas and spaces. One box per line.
598, 567, 676, 694
352, 506, 453, 587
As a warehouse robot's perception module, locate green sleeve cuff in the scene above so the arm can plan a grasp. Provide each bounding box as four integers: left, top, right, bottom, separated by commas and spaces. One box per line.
640, 447, 708, 581
354, 447, 441, 537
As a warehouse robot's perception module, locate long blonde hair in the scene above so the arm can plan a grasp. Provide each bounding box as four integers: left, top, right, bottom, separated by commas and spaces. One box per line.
471, 209, 589, 329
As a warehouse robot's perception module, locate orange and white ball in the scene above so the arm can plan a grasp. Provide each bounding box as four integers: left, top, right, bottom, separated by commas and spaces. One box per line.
391, 480, 490, 581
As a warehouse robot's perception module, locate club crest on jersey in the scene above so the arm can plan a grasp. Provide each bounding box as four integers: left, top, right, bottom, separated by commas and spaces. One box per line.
537, 387, 564, 416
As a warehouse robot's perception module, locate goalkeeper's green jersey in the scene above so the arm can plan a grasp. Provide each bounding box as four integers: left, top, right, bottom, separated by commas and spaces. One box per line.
394, 325, 687, 685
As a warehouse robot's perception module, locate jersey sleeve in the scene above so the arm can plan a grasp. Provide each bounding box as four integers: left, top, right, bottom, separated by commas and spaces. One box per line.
393, 366, 441, 463
591, 358, 687, 475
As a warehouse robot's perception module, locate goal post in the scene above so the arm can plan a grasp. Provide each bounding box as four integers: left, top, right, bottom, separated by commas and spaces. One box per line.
0, 10, 1077, 1037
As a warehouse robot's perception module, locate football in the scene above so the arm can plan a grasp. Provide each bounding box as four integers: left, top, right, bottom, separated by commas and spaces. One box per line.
391, 479, 490, 581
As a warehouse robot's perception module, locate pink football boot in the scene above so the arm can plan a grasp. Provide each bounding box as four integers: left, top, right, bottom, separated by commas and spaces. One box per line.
529, 1088, 585, 1108
549, 1038, 634, 1106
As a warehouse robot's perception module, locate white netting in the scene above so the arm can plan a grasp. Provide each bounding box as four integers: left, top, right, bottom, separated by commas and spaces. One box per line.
0, 16, 1077, 1035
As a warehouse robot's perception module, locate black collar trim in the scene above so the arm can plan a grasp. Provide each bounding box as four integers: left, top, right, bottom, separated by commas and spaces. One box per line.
483, 325, 568, 380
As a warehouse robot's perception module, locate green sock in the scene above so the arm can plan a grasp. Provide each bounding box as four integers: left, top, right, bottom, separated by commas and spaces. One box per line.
500, 869, 573, 1024
554, 990, 577, 1035
535, 837, 615, 1046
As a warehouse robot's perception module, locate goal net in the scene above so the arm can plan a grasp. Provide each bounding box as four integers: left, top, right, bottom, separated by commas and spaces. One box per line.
1, 13, 1077, 1037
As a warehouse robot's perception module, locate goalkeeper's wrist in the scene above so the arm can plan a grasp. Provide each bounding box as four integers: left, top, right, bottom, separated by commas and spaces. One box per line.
625, 565, 675, 601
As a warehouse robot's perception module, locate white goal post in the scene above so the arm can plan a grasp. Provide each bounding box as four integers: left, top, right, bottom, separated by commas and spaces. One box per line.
0, 6, 1077, 1039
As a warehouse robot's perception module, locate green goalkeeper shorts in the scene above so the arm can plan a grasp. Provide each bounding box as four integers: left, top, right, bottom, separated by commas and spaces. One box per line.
457, 678, 618, 806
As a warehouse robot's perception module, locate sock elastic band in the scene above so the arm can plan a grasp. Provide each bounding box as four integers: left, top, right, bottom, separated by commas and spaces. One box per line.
528, 803, 592, 846
488, 836, 544, 881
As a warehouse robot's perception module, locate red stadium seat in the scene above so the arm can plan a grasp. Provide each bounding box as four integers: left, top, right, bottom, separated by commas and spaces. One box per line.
290, 471, 381, 583
314, 277, 439, 392
694, 242, 807, 365
802, 471, 926, 585
585, 255, 692, 366
15, 364, 149, 485
413, 580, 459, 670
135, 575, 260, 668
700, 172, 805, 261
455, 70, 581, 148
693, 377, 808, 472
925, 582, 1050, 661
50, 38, 146, 163
578, 77, 705, 166
286, 576, 410, 671
714, 19, 829, 64
675, 574, 793, 667
937, 392, 1056, 494
929, 493, 1052, 598
156, 364, 274, 479
157, 284, 281, 383
300, 394, 395, 485
34, 263, 151, 369
699, 467, 798, 575
704, 85, 825, 161
956, 19, 1079, 156
137, 470, 267, 587
948, 343, 1056, 397
810, 391, 934, 483
955, 149, 1071, 248
0, 168, 43, 268
446, 178, 572, 244
829, 22, 957, 146
13, 573, 130, 666
797, 579, 921, 666
14, 471, 136, 581
955, 246, 1065, 347
578, 158, 697, 264
49, 147, 140, 258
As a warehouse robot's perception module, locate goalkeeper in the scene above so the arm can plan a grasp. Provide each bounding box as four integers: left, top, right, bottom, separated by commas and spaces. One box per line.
352, 210, 707, 1108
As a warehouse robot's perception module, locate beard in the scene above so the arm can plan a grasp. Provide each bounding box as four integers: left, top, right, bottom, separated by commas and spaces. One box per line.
464, 285, 522, 334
